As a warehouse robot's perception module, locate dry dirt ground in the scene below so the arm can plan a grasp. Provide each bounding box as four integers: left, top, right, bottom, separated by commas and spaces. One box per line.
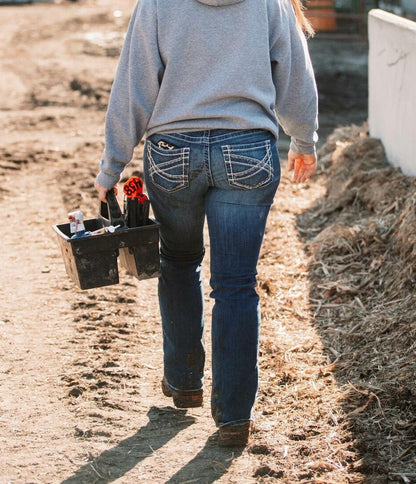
1, 1, 415, 483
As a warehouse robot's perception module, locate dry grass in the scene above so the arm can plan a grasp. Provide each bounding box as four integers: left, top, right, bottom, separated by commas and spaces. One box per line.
255, 125, 416, 483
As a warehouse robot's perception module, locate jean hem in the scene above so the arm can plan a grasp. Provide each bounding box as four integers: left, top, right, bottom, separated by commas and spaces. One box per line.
218, 418, 253, 428
164, 377, 203, 394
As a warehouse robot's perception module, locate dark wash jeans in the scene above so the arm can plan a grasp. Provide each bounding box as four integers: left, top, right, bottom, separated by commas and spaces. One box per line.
143, 129, 280, 427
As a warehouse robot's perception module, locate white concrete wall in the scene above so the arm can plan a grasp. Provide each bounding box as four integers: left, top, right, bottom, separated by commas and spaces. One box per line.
368, 10, 416, 176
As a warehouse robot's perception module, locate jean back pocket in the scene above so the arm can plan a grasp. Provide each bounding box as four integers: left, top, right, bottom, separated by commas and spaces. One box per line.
221, 139, 273, 190
146, 140, 190, 193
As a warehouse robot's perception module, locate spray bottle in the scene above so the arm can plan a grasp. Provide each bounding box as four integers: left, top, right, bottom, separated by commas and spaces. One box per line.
68, 210, 90, 239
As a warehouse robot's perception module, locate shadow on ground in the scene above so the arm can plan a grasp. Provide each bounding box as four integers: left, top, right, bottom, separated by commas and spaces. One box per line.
61, 406, 242, 484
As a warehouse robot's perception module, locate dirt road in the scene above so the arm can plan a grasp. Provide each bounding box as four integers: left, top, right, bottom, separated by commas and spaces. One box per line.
1, 1, 414, 483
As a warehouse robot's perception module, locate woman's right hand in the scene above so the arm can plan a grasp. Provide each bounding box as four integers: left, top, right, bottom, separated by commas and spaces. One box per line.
288, 150, 317, 184
94, 180, 110, 203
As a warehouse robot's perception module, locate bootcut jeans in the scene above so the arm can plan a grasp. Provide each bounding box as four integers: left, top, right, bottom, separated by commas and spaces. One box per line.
143, 129, 280, 427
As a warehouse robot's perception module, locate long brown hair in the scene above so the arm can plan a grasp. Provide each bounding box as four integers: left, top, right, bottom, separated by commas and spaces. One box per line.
290, 0, 315, 37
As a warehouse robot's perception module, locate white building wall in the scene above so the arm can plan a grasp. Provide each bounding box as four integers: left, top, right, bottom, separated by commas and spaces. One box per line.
368, 9, 416, 176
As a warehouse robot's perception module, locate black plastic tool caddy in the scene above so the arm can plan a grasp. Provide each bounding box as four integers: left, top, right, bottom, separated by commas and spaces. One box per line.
53, 190, 160, 290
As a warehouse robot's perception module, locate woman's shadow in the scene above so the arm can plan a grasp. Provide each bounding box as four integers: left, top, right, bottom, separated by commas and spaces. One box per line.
61, 406, 242, 483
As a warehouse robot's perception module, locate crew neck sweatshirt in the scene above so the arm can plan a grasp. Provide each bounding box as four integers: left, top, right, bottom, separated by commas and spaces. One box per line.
97, 0, 318, 189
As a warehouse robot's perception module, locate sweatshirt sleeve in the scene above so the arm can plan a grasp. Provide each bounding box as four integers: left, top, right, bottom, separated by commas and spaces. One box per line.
96, 0, 164, 189
270, 0, 318, 154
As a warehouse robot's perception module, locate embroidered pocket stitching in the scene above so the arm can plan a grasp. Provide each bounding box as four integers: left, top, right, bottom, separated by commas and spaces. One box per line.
147, 142, 190, 192
222, 140, 273, 189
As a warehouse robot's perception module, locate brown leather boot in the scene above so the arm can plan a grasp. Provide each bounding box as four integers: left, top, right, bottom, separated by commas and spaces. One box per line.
161, 378, 203, 408
218, 421, 253, 447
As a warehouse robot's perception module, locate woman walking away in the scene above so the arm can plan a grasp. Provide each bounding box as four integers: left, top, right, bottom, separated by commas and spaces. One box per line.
95, 0, 318, 447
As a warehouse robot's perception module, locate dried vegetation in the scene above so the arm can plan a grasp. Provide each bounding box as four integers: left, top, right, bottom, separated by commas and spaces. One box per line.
256, 125, 416, 483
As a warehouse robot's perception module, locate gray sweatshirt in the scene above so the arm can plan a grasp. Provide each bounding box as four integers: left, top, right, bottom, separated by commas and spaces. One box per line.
97, 0, 318, 189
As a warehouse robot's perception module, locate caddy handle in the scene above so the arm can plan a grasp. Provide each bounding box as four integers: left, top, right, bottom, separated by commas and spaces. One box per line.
100, 188, 126, 229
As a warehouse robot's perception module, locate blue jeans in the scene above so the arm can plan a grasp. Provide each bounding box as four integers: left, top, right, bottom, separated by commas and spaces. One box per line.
143, 129, 280, 427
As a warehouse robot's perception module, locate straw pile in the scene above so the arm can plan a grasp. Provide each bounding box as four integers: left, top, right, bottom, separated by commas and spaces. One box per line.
302, 125, 416, 480
256, 125, 416, 482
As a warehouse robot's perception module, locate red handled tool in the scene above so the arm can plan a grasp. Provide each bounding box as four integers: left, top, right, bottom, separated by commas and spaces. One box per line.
123, 176, 149, 227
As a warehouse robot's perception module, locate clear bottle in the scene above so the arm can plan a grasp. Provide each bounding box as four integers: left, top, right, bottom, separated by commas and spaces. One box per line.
68, 210, 90, 239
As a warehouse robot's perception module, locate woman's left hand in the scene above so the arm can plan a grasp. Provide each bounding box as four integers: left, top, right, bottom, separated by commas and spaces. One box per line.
288, 150, 317, 184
